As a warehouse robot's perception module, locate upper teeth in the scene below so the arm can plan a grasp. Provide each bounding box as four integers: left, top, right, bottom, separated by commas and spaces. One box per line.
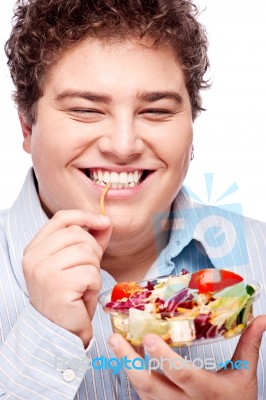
89, 170, 143, 188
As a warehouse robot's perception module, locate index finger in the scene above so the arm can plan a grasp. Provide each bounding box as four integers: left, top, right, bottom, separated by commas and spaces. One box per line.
108, 334, 184, 399
142, 334, 211, 396
31, 209, 111, 245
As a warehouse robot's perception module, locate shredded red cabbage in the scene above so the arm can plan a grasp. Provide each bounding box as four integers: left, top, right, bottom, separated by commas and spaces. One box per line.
166, 289, 194, 313
194, 313, 226, 339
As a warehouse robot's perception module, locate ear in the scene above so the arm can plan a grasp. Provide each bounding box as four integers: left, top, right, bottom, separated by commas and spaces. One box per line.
19, 113, 32, 154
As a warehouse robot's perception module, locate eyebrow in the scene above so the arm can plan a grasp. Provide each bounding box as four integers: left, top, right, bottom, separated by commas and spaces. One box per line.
139, 91, 183, 105
54, 90, 112, 104
54, 90, 183, 105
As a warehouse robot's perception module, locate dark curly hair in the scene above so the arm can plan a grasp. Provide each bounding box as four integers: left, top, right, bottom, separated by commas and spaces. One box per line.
5, 0, 210, 123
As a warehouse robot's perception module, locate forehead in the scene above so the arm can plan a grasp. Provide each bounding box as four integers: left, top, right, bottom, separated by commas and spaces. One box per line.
45, 38, 187, 99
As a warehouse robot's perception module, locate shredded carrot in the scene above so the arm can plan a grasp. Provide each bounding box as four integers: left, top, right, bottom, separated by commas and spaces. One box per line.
100, 183, 111, 215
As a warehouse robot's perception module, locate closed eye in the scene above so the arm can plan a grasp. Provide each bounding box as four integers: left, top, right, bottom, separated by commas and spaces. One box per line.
140, 108, 177, 120
71, 109, 104, 115
142, 109, 172, 115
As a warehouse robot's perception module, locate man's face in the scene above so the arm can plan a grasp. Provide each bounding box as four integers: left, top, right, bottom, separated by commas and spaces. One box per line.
22, 39, 193, 236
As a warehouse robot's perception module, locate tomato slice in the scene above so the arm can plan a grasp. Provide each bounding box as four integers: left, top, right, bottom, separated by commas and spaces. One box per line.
111, 282, 141, 301
188, 269, 243, 293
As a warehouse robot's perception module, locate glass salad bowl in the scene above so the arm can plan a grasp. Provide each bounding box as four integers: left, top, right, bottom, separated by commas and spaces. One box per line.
98, 269, 261, 347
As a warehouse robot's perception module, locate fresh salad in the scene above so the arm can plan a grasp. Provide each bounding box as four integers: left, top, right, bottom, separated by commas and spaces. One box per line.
101, 269, 260, 346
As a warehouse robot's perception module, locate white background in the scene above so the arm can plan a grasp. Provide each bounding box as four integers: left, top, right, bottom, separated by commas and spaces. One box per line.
0, 1, 265, 221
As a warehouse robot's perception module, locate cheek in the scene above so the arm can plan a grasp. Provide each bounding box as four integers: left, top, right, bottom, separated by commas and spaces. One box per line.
158, 127, 193, 197
160, 132, 193, 168
157, 118, 193, 154
30, 123, 73, 165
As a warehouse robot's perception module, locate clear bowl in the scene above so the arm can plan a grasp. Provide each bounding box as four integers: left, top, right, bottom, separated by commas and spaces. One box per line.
98, 273, 261, 347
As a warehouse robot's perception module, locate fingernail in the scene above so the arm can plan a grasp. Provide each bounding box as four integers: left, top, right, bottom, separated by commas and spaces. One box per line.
109, 335, 119, 350
99, 215, 110, 223
143, 337, 156, 352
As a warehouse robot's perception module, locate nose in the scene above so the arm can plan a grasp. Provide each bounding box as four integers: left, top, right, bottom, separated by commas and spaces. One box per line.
97, 115, 144, 161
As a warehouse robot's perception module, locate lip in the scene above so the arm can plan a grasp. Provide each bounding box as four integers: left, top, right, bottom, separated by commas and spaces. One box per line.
78, 168, 156, 199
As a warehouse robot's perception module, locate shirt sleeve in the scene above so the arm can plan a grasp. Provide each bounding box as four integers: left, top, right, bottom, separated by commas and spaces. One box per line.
0, 302, 93, 400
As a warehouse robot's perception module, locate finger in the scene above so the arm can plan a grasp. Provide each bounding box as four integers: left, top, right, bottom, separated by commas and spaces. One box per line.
108, 333, 184, 399
59, 247, 100, 271
30, 210, 111, 245
90, 222, 113, 252
142, 334, 208, 395
46, 242, 101, 271
232, 315, 266, 375
24, 244, 101, 281
62, 265, 102, 296
56, 264, 101, 320
26, 225, 104, 260
63, 266, 102, 320
84, 291, 100, 321
26, 262, 101, 300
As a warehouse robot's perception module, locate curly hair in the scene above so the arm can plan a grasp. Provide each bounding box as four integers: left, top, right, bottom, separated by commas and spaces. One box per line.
5, 0, 210, 123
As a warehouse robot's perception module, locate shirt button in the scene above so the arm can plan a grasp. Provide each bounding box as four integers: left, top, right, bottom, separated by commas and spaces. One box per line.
62, 369, 76, 382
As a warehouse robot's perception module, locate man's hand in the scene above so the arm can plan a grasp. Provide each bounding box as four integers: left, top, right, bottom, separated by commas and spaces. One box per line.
23, 210, 112, 347
109, 315, 266, 400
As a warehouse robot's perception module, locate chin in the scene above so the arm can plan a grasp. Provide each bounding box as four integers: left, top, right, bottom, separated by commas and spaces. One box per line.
110, 215, 146, 236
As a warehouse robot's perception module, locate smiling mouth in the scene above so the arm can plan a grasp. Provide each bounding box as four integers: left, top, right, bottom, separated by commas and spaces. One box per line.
83, 169, 152, 189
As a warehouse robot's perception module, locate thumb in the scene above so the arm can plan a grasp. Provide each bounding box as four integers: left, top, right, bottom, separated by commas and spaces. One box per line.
90, 215, 113, 252
232, 315, 266, 375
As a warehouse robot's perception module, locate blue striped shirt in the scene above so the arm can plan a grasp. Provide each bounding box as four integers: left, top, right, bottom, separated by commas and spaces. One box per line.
0, 169, 265, 399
